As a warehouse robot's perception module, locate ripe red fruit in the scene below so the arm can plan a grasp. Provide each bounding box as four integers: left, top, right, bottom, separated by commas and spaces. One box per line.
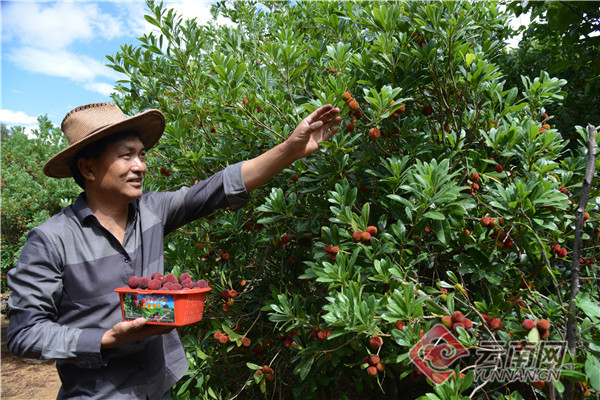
352, 231, 363, 242
242, 97, 248, 104
441, 315, 453, 328
522, 319, 536, 331
361, 231, 372, 242
127, 276, 140, 289
214, 331, 223, 340
472, 172, 479, 182
369, 128, 381, 140
342, 92, 352, 101
367, 365, 378, 376
366, 226, 377, 236
280, 235, 291, 244
538, 113, 548, 122
452, 322, 465, 332
463, 318, 473, 330
369, 336, 383, 349
532, 381, 546, 390
536, 319, 551, 332
394, 321, 406, 331
164, 273, 178, 284
540, 329, 550, 340
241, 337, 251, 347
346, 123, 355, 132
219, 334, 229, 344
291, 173, 298, 180
348, 100, 360, 112
369, 355, 380, 365
139, 277, 150, 289
422, 105, 433, 116
488, 317, 503, 330
451, 311, 464, 323
148, 279, 162, 290
229, 289, 238, 298
397, 104, 405, 114
494, 164, 504, 173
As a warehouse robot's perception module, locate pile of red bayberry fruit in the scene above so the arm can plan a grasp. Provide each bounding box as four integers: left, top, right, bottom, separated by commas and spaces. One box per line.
126, 272, 209, 291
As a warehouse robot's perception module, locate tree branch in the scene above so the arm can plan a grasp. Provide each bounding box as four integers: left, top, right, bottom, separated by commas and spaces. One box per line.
564, 123, 598, 400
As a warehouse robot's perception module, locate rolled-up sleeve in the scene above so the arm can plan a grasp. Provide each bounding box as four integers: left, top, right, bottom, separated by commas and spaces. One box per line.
6, 228, 106, 369
223, 161, 250, 210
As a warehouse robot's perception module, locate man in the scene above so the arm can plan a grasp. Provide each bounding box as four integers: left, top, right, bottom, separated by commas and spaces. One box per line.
6, 102, 340, 399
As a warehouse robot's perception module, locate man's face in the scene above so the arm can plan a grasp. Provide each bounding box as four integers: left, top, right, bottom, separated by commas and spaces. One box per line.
89, 135, 147, 202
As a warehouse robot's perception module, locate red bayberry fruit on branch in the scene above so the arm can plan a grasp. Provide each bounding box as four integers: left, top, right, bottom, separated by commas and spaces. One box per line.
422, 105, 433, 116
522, 319, 536, 331
369, 336, 383, 349
451, 311, 464, 323
488, 317, 503, 330
536, 319, 551, 332
441, 315, 453, 328
352, 231, 363, 242
367, 366, 378, 376
348, 100, 360, 112
366, 226, 377, 236
342, 92, 352, 102
369, 128, 381, 140
361, 231, 372, 242
346, 123, 355, 132
462, 318, 473, 330
472, 172, 479, 182
494, 164, 504, 173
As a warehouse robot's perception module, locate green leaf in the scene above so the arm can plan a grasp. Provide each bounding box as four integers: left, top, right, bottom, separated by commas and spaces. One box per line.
424, 210, 445, 220
585, 354, 600, 391
465, 52, 475, 67
527, 327, 540, 344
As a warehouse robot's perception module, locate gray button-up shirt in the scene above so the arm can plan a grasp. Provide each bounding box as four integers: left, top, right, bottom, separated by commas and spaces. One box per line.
7, 162, 249, 399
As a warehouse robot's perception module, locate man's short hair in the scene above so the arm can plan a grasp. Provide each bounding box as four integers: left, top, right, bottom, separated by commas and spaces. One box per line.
70, 131, 141, 190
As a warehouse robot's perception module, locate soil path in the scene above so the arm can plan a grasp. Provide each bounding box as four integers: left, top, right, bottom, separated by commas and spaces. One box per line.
1, 294, 62, 399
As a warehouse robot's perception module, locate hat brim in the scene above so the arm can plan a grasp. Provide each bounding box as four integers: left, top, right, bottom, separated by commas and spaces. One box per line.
43, 109, 165, 178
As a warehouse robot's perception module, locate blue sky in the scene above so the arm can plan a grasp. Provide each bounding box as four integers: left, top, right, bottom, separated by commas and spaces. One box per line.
1, 0, 225, 136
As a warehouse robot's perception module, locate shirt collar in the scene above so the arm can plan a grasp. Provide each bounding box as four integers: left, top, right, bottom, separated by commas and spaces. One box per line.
72, 192, 140, 224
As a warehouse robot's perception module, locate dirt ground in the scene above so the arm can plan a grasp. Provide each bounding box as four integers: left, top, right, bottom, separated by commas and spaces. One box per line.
1, 293, 62, 400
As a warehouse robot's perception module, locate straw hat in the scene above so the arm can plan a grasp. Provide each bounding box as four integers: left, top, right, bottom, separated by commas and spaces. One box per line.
43, 102, 166, 178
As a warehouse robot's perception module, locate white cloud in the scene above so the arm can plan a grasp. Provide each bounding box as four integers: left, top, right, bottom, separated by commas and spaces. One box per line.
0, 109, 38, 125
2, 2, 125, 51
165, 0, 236, 28
9, 47, 121, 83
83, 82, 116, 96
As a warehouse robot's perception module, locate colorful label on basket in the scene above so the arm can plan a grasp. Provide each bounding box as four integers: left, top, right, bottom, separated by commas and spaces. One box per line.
122, 293, 175, 323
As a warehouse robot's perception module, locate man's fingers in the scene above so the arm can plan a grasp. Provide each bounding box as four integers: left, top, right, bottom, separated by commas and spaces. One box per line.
306, 105, 338, 125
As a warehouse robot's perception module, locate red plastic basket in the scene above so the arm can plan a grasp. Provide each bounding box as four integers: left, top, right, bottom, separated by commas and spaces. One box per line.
114, 286, 211, 326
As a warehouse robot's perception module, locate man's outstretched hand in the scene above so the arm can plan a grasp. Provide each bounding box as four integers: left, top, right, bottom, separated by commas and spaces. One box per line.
241, 104, 341, 192
285, 104, 342, 159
